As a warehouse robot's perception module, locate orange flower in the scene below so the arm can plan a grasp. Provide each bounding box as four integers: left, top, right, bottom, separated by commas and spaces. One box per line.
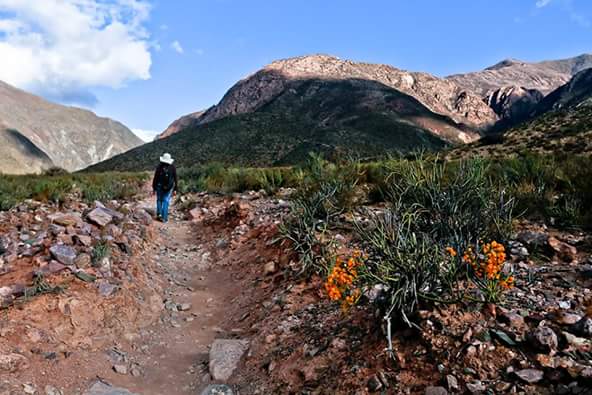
324, 251, 364, 310
445, 247, 457, 257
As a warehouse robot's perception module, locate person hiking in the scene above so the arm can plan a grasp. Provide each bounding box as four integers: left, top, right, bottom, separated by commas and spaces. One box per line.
152, 153, 178, 222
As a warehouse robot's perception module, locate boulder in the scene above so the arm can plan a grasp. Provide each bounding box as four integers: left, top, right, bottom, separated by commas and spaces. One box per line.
87, 208, 114, 227
87, 205, 123, 227
49, 244, 77, 266
84, 382, 137, 395
208, 339, 249, 381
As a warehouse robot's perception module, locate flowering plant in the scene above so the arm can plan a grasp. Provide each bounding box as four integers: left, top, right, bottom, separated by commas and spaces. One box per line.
325, 251, 363, 310
454, 241, 514, 303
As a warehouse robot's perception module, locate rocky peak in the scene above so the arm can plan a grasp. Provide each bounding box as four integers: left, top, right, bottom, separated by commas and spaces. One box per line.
197, 54, 498, 130
486, 85, 544, 120
485, 58, 526, 71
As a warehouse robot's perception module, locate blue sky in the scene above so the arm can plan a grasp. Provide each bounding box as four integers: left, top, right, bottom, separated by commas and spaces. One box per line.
0, 0, 590, 140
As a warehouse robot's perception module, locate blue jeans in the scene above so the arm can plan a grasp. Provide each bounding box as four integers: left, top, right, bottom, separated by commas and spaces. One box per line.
156, 188, 173, 222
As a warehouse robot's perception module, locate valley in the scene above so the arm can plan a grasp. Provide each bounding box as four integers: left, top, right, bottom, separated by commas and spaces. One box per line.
0, 17, 591, 394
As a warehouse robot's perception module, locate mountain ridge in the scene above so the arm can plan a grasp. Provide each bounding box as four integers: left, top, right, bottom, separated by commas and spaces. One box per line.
447, 53, 592, 96
0, 80, 142, 174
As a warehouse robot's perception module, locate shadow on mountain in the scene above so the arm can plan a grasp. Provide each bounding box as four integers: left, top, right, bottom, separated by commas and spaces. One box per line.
87, 77, 478, 172
0, 128, 54, 173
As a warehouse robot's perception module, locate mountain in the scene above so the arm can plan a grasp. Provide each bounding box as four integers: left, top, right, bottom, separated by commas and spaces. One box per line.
196, 55, 497, 130
534, 67, 592, 113
0, 80, 142, 174
447, 54, 592, 96
156, 110, 205, 140
87, 77, 476, 172
449, 68, 592, 158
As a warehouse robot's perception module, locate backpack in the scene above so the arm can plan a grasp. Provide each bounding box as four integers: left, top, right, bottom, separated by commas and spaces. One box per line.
158, 165, 175, 192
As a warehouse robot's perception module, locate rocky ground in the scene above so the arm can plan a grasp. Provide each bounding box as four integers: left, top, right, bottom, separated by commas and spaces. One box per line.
0, 187, 591, 394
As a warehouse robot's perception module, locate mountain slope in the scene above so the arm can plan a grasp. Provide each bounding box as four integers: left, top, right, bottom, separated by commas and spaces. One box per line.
87, 78, 470, 172
196, 55, 497, 131
449, 69, 592, 158
0, 80, 142, 174
156, 110, 205, 140
447, 54, 592, 96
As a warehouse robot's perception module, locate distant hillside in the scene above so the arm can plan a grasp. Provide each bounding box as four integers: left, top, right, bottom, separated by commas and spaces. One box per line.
0, 80, 142, 174
447, 53, 592, 96
449, 68, 592, 158
87, 78, 468, 172
157, 110, 205, 140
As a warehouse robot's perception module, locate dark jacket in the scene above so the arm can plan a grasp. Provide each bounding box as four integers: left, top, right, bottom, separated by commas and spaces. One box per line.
152, 163, 179, 193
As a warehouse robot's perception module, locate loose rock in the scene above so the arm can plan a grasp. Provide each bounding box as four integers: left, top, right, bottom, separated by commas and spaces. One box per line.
515, 368, 544, 384
49, 244, 77, 266
208, 339, 249, 381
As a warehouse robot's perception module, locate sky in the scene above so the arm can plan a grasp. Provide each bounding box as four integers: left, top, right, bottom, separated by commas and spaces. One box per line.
0, 0, 590, 141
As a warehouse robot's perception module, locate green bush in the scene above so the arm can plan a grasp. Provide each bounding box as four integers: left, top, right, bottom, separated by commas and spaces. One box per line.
0, 172, 147, 210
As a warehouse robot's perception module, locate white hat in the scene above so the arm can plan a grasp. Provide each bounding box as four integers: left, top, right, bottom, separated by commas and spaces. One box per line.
160, 153, 174, 164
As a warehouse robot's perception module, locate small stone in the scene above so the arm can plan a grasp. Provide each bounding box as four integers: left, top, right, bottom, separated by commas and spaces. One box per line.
75, 253, 92, 268
548, 236, 577, 262
446, 375, 459, 391
45, 385, 64, 395
425, 386, 448, 395
87, 208, 113, 227
98, 281, 118, 297
113, 364, 128, 375
570, 317, 592, 338
49, 244, 77, 266
84, 381, 138, 395
74, 235, 93, 247
515, 368, 544, 384
495, 382, 511, 392
498, 309, 525, 328
178, 303, 191, 311
0, 353, 28, 372
130, 366, 142, 377
367, 375, 382, 392
23, 384, 36, 394
200, 384, 234, 395
215, 239, 228, 249
529, 325, 558, 353
466, 381, 486, 394
50, 214, 80, 227
263, 261, 277, 275
550, 311, 582, 326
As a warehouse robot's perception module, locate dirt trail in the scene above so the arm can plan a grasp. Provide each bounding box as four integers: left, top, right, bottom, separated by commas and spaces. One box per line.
0, 191, 287, 394
96, 209, 245, 395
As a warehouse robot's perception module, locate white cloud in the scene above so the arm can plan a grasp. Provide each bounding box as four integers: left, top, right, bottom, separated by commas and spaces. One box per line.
171, 40, 184, 54
0, 0, 153, 106
132, 128, 159, 142
536, 0, 553, 7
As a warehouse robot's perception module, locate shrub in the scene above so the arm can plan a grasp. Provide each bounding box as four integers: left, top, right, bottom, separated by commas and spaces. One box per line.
355, 210, 459, 325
